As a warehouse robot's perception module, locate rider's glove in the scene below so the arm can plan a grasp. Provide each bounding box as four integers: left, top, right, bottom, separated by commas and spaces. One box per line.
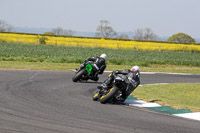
128, 77, 137, 87
113, 70, 118, 74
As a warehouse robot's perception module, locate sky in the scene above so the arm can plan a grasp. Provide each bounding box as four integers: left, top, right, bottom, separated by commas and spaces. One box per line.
0, 0, 200, 38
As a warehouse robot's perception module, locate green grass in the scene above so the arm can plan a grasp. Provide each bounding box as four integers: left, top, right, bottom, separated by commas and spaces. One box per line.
133, 83, 200, 112
1, 61, 200, 74
0, 41, 200, 67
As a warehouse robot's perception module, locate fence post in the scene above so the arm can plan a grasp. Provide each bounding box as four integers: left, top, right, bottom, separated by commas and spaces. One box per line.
37, 38, 40, 44
159, 45, 161, 52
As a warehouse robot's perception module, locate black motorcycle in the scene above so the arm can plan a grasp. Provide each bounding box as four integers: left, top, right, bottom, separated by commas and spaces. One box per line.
93, 74, 134, 104
72, 60, 95, 82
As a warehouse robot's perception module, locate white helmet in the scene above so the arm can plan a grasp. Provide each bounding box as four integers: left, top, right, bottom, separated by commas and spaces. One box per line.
100, 53, 107, 61
131, 66, 140, 73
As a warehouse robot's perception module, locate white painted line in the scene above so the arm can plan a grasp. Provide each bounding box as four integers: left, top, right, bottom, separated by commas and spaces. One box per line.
104, 71, 112, 73
174, 112, 200, 121
162, 72, 193, 75
105, 71, 156, 74
29, 72, 39, 83
136, 103, 161, 107
140, 83, 170, 86
104, 71, 197, 75
140, 72, 157, 74
125, 100, 161, 107
141, 72, 194, 75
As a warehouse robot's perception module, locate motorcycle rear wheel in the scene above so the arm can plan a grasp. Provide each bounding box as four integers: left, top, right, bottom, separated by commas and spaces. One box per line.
99, 86, 118, 104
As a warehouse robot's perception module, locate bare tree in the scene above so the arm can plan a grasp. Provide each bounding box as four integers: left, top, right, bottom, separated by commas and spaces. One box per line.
0, 20, 7, 32
133, 28, 158, 41
7, 25, 14, 32
52, 27, 76, 36
0, 20, 14, 32
52, 27, 64, 35
63, 29, 76, 36
96, 20, 117, 38
133, 29, 144, 40
117, 34, 129, 39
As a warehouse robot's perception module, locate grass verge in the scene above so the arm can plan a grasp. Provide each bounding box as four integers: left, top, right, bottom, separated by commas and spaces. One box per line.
0, 61, 200, 74
132, 83, 200, 112
1, 41, 200, 67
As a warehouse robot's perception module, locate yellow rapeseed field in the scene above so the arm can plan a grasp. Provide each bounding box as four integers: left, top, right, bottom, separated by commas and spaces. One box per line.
0, 32, 200, 52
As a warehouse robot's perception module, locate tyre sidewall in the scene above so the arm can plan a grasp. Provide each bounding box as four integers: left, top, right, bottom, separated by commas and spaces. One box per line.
72, 69, 86, 82
99, 86, 118, 104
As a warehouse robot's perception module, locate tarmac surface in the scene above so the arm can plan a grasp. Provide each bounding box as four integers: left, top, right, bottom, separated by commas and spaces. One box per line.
0, 69, 200, 133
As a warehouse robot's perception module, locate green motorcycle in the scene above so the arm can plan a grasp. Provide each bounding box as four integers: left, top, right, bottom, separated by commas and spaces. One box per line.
72, 60, 94, 82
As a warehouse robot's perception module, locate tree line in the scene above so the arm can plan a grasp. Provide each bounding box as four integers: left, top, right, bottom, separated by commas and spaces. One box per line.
0, 19, 196, 43
0, 20, 14, 32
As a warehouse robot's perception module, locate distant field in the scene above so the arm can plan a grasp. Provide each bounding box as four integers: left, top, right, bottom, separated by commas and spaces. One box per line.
0, 41, 200, 67
1, 32, 200, 52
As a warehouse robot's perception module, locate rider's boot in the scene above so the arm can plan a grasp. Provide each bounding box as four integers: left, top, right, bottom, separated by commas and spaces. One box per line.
90, 71, 99, 81
90, 76, 99, 82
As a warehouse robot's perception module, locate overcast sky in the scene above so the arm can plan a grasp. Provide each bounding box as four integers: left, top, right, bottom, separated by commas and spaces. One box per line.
1, 0, 200, 37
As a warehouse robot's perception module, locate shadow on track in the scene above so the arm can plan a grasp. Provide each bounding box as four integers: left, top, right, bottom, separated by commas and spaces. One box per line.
72, 81, 103, 84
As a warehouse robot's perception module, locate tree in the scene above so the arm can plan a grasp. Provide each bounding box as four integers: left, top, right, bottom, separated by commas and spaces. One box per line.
96, 20, 117, 38
133, 28, 158, 41
117, 34, 129, 39
167, 33, 195, 43
52, 27, 76, 36
43, 32, 55, 35
52, 27, 64, 35
0, 20, 14, 32
133, 29, 144, 40
64, 29, 76, 36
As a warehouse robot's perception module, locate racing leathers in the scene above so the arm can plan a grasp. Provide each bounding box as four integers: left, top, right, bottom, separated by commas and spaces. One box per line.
86, 56, 106, 81
99, 69, 140, 101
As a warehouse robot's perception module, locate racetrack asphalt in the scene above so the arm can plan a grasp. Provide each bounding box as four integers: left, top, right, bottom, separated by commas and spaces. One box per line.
0, 69, 200, 133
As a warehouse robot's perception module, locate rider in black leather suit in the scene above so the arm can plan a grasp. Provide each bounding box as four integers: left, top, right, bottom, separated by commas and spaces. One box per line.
97, 66, 140, 101
84, 54, 107, 81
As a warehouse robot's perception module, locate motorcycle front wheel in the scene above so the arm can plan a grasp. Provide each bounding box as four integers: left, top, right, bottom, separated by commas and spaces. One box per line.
93, 91, 100, 101
99, 86, 119, 104
72, 69, 86, 82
